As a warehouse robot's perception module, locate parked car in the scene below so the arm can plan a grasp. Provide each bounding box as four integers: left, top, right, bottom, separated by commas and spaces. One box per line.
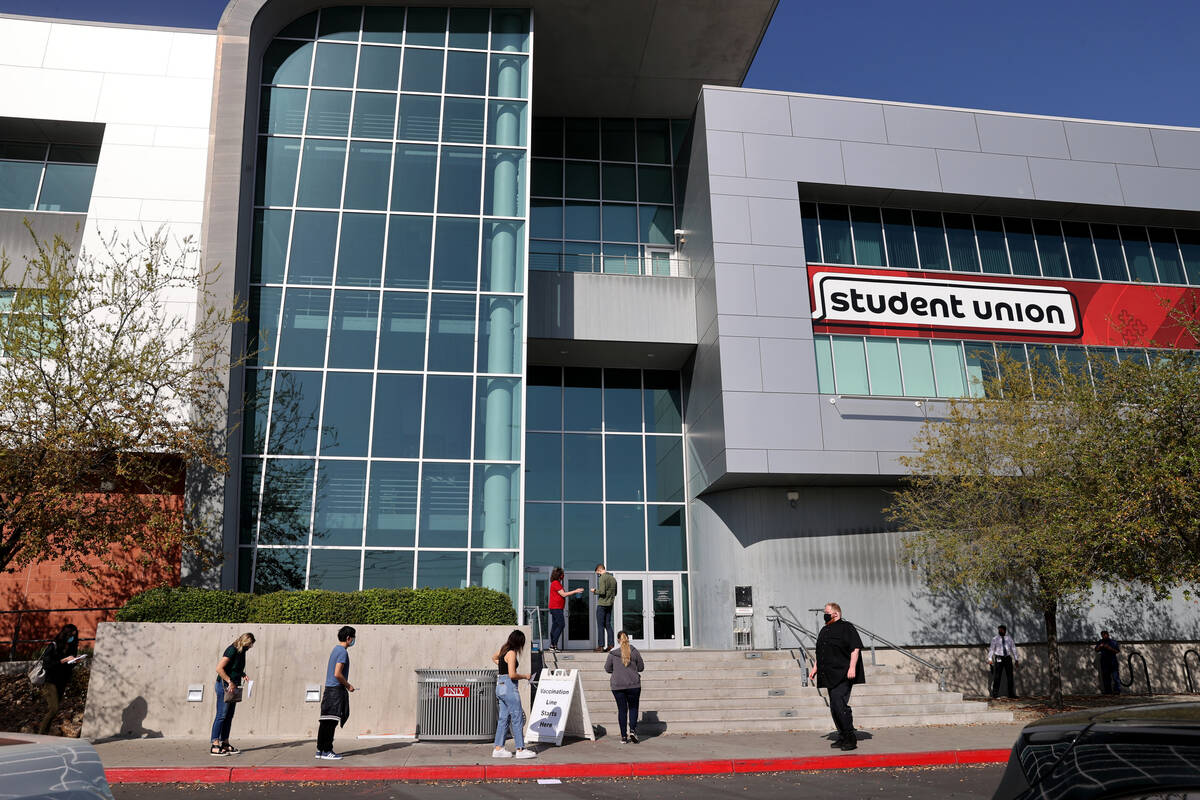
0, 733, 114, 799
993, 701, 1200, 799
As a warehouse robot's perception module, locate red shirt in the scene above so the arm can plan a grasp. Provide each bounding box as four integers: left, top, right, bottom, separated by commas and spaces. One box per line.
549, 580, 566, 609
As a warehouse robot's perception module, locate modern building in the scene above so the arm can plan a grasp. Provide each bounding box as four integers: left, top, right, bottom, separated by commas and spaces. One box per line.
3, 2, 1200, 653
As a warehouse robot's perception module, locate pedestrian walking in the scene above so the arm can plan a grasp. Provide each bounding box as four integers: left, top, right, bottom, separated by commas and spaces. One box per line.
590, 563, 617, 652
604, 630, 644, 743
37, 624, 83, 735
548, 567, 583, 651
210, 632, 255, 756
316, 626, 356, 760
491, 629, 537, 759
808, 602, 865, 751
1094, 631, 1121, 695
987, 625, 1019, 699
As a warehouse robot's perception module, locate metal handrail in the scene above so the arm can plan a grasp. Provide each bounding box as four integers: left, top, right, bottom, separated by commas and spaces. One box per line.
2, 606, 119, 660
1184, 649, 1200, 693
522, 605, 555, 680
800, 608, 948, 693
766, 605, 817, 686
1122, 651, 1152, 695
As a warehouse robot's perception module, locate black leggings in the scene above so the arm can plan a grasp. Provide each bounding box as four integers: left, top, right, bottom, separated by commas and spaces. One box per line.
317, 719, 338, 752
612, 687, 641, 738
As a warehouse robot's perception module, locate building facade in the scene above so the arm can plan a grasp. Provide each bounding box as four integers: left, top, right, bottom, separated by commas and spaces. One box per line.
3, 2, 1200, 652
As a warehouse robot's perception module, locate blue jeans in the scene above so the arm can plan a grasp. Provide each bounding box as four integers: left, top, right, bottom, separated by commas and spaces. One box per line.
549, 609, 565, 649
210, 679, 236, 742
494, 676, 525, 749
596, 604, 614, 650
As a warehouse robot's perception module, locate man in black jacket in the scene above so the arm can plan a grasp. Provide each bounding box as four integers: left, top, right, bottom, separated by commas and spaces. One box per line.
808, 602, 865, 751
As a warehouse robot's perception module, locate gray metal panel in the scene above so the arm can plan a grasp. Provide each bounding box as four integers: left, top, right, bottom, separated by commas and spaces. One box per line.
741, 133, 844, 184
841, 141, 941, 193
818, 396, 928, 457
526, 271, 698, 344
752, 264, 809, 319
713, 262, 757, 315
1027, 157, 1124, 206
975, 113, 1070, 159
882, 105, 980, 151
723, 391, 823, 450
716, 314, 813, 339
0, 211, 86, 275
712, 242, 809, 268
703, 88, 792, 135
747, 196, 805, 247
788, 95, 887, 143
710, 193, 753, 244
765, 449, 879, 475
1064, 121, 1157, 166
706, 130, 746, 177
718, 337, 763, 391
709, 175, 804, 201
1116, 164, 1200, 212
936, 149, 1034, 199
759, 338, 817, 394
725, 449, 769, 472
1150, 128, 1200, 169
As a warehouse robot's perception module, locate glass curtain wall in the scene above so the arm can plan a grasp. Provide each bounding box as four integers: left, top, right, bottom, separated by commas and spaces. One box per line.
801, 202, 1200, 288
524, 367, 687, 574
239, 6, 532, 604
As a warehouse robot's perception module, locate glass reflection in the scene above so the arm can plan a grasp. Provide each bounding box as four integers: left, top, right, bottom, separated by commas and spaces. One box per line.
366, 461, 418, 547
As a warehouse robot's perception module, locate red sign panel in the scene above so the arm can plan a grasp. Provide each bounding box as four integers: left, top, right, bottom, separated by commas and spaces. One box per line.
438, 686, 470, 698
808, 264, 1200, 348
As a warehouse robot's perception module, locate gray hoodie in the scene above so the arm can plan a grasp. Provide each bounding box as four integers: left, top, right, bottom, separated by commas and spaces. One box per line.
604, 646, 644, 690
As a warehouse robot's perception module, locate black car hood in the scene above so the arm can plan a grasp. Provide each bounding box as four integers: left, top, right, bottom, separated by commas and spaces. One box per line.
1023, 701, 1200, 729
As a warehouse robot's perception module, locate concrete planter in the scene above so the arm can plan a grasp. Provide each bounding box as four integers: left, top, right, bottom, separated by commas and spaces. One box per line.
81, 622, 530, 740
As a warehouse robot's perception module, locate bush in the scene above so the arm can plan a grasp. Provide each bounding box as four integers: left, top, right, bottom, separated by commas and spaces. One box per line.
116, 586, 517, 626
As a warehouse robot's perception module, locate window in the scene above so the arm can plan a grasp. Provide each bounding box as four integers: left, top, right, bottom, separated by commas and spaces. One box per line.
0, 141, 99, 213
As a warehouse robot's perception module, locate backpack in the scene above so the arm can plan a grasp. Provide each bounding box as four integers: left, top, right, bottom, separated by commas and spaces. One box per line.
27, 644, 50, 687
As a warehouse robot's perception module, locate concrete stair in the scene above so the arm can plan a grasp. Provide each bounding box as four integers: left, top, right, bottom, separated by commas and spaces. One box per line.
536, 649, 1012, 735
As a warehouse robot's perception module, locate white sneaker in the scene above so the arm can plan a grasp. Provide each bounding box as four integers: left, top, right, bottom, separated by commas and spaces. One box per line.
492, 748, 513, 758
515, 748, 537, 759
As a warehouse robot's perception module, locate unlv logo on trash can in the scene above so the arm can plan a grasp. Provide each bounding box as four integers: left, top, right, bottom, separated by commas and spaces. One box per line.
438, 686, 470, 698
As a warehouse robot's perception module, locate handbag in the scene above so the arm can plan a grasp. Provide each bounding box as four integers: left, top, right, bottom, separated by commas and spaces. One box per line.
28, 645, 50, 687
223, 683, 243, 704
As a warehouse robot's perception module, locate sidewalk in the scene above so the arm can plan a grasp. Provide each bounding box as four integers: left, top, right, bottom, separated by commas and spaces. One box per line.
95, 723, 1023, 784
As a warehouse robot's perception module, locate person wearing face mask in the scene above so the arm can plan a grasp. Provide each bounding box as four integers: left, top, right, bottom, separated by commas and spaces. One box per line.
316, 626, 357, 760
210, 632, 256, 756
808, 603, 865, 751
37, 623, 81, 735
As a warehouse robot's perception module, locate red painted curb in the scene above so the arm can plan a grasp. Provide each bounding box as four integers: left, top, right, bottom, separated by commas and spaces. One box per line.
103, 749, 1012, 785
104, 767, 232, 784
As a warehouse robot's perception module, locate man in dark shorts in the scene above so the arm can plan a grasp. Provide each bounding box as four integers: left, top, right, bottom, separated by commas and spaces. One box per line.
808, 602, 865, 751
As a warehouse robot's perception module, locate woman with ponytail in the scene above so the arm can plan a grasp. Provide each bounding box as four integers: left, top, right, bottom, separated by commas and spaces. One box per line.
603, 630, 644, 743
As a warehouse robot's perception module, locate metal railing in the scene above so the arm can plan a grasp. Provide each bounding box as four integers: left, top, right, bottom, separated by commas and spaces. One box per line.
1184, 649, 1200, 693
522, 604, 555, 680
1121, 651, 1152, 695
530, 251, 689, 278
766, 605, 817, 686
2, 606, 119, 660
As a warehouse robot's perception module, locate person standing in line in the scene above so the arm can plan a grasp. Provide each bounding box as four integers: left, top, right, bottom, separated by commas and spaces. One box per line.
210, 632, 255, 756
548, 567, 583, 652
604, 630, 644, 743
316, 626, 356, 760
491, 629, 537, 759
37, 623, 81, 735
1094, 631, 1122, 695
808, 602, 865, 751
988, 624, 1020, 699
590, 563, 617, 653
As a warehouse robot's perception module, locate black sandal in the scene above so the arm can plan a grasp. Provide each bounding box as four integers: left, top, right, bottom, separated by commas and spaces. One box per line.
210, 744, 228, 756
222, 743, 240, 755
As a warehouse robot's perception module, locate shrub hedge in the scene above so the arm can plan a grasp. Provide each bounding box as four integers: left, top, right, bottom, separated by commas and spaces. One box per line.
116, 586, 517, 626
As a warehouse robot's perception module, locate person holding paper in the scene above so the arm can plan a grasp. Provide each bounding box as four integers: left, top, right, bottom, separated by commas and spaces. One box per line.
37, 623, 81, 735
548, 567, 582, 652
211, 632, 256, 756
491, 629, 537, 759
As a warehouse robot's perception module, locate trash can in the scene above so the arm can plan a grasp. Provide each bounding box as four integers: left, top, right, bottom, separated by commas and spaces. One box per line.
415, 669, 498, 741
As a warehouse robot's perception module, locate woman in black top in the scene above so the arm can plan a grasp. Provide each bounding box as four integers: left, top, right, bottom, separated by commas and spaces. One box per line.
37, 624, 80, 735
211, 632, 255, 756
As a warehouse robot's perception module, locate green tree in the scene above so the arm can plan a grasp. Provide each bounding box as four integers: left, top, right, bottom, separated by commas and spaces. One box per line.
0, 230, 245, 583
888, 344, 1200, 707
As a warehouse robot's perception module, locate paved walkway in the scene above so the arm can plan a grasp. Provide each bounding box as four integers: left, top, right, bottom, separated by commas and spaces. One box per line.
95, 723, 1024, 784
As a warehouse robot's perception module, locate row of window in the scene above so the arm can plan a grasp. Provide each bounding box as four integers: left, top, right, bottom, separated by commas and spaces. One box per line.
255, 139, 526, 216
269, 7, 531, 52
524, 502, 687, 573
251, 211, 525, 291
243, 370, 521, 461
260, 89, 528, 145
238, 546, 521, 596
527, 367, 683, 435
802, 203, 1200, 287
531, 201, 674, 245
0, 141, 98, 214
531, 117, 688, 166
814, 335, 1163, 398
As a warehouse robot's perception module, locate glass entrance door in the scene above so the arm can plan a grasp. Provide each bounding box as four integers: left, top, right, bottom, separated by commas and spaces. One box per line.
563, 572, 595, 650
614, 573, 682, 650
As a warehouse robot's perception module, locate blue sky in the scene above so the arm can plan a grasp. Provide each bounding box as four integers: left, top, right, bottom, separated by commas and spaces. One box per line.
2, 0, 1198, 127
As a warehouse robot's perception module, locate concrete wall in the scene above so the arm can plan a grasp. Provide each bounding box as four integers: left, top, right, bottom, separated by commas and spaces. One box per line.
82, 623, 531, 740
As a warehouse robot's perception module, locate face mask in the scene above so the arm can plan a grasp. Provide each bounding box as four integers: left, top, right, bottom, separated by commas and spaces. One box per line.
347, 640, 355, 648
67, 636, 75, 643
823, 613, 833, 623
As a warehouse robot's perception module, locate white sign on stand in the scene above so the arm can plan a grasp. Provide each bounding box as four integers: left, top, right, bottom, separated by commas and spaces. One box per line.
524, 669, 594, 745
